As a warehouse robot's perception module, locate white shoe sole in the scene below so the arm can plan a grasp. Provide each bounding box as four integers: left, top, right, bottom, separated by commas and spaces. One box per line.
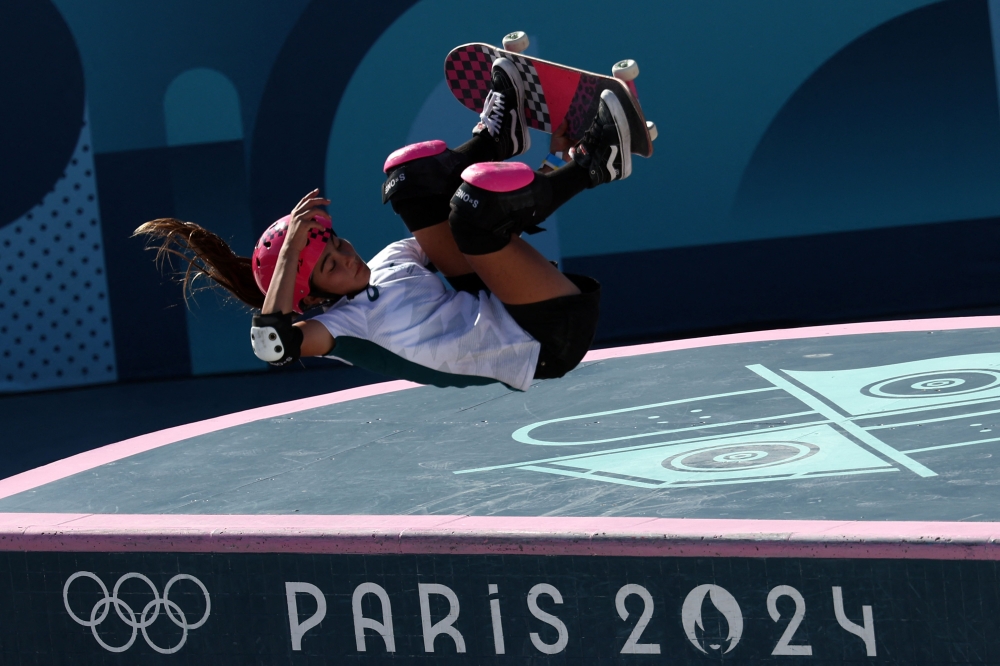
599, 89, 631, 179
493, 57, 531, 156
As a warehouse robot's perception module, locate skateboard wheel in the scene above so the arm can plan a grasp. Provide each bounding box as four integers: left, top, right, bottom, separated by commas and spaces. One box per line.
612, 59, 639, 82
646, 121, 658, 142
502, 31, 529, 53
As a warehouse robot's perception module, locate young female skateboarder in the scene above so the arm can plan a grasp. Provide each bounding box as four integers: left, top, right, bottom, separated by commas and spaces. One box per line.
136, 58, 638, 390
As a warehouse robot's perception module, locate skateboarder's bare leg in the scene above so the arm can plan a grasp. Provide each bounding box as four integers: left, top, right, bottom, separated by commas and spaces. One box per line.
447, 87, 634, 305
411, 222, 474, 278
381, 136, 497, 284
399, 221, 575, 303
403, 158, 591, 287
466, 236, 579, 304
384, 122, 604, 299
446, 162, 581, 304
383, 65, 629, 302
382, 137, 493, 234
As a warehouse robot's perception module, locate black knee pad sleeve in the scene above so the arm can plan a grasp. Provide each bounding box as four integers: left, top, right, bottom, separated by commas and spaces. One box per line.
447, 176, 554, 255
383, 150, 468, 232
388, 196, 453, 233
448, 183, 510, 255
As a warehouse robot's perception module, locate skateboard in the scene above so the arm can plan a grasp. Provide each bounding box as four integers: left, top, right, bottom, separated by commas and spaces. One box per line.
445, 31, 655, 158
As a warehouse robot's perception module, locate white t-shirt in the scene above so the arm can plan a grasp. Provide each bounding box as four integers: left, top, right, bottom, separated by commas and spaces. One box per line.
312, 238, 540, 391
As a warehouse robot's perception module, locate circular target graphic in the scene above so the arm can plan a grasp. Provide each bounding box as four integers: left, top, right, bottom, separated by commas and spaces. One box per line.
861, 370, 1000, 398
662, 441, 818, 473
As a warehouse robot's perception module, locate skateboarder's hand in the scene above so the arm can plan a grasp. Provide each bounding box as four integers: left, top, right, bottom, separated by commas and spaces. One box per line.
286, 189, 331, 254
549, 119, 576, 157
539, 120, 576, 173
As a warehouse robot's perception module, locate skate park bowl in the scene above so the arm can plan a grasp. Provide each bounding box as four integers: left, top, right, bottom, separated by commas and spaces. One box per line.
4, 317, 1000, 662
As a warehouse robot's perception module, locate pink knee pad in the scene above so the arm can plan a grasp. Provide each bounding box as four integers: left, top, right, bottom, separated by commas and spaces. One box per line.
449, 162, 551, 256
460, 161, 535, 192
383, 140, 447, 173
383, 140, 467, 233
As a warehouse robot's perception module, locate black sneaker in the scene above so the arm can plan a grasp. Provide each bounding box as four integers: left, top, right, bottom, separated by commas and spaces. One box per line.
473, 57, 530, 159
573, 89, 632, 186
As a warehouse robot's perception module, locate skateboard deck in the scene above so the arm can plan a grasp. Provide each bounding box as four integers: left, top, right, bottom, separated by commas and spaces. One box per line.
445, 43, 653, 158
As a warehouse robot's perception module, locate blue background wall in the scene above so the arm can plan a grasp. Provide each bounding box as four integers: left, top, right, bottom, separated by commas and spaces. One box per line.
3, 0, 1000, 393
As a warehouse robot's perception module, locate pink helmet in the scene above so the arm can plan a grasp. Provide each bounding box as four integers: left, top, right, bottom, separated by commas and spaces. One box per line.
251, 213, 333, 313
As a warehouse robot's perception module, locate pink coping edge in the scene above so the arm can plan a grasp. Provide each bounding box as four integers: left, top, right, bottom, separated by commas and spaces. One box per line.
1, 514, 1000, 559
7, 315, 988, 502
3, 315, 1000, 558
0, 379, 419, 501
582, 314, 1000, 362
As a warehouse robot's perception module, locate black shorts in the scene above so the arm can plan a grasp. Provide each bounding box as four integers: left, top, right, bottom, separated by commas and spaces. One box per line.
504, 274, 601, 380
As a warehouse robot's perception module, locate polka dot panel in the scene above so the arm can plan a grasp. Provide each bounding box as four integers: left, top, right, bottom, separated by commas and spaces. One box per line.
0, 108, 117, 392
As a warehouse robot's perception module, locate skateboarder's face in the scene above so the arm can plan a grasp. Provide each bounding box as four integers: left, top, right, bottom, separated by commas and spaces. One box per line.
308, 234, 370, 301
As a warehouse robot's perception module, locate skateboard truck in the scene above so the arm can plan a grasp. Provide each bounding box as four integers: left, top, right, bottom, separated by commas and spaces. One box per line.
612, 59, 657, 142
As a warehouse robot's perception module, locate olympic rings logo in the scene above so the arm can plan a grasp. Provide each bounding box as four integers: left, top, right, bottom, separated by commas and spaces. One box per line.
63, 571, 211, 654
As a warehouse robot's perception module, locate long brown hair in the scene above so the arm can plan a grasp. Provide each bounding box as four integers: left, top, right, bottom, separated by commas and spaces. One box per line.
133, 218, 264, 310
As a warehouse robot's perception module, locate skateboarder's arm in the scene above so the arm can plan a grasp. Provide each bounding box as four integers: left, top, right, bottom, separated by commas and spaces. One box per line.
258, 191, 337, 359
261, 191, 330, 316
296, 320, 335, 357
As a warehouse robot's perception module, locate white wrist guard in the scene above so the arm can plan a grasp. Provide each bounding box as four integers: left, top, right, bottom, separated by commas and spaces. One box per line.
251, 312, 303, 366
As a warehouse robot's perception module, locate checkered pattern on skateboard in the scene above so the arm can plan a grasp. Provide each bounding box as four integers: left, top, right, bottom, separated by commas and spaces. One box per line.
445, 45, 553, 134
444, 46, 494, 111
506, 50, 552, 133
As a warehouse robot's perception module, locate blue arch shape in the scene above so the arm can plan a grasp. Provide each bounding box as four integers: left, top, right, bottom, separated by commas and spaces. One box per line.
732, 0, 1000, 238
164, 68, 244, 147
248, 0, 419, 235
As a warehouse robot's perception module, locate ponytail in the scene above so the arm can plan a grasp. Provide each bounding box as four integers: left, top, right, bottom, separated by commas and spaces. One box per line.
133, 218, 264, 310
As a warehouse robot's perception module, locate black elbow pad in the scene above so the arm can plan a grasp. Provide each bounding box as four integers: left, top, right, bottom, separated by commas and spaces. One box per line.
250, 312, 303, 366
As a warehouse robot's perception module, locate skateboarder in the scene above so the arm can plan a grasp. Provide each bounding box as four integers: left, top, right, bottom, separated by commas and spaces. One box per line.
136, 57, 642, 391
